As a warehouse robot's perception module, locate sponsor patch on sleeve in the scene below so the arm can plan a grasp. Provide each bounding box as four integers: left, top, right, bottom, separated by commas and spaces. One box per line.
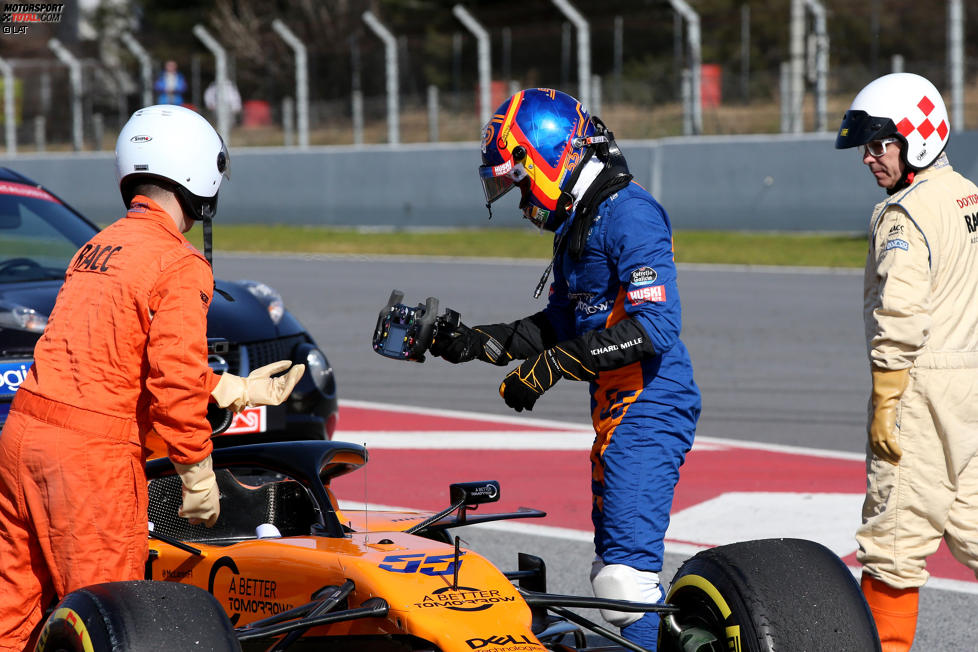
884, 238, 909, 252
627, 285, 666, 305
629, 266, 658, 286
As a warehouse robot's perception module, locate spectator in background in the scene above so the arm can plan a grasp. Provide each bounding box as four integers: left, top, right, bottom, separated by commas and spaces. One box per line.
835, 72, 978, 651
154, 59, 187, 105
204, 79, 242, 124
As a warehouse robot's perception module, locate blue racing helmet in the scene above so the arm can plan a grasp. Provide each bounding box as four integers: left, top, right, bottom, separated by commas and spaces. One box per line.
479, 88, 596, 230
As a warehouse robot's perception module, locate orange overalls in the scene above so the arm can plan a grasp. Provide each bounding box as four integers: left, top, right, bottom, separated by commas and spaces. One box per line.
0, 197, 220, 650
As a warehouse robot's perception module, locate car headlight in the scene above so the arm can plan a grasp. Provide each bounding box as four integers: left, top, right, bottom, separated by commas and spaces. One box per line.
240, 280, 285, 324
0, 301, 47, 333
305, 347, 331, 393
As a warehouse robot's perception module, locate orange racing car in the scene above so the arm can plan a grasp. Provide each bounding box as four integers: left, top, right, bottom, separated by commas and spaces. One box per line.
34, 433, 881, 652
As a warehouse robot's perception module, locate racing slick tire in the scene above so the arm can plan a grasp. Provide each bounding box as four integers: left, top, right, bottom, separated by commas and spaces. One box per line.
661, 538, 880, 652
35, 580, 241, 652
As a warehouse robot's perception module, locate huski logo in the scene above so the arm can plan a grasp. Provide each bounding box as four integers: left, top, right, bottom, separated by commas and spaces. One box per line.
627, 285, 666, 305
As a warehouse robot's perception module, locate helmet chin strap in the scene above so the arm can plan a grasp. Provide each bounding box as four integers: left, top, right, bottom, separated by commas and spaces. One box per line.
200, 216, 234, 302
544, 147, 596, 232
201, 215, 215, 267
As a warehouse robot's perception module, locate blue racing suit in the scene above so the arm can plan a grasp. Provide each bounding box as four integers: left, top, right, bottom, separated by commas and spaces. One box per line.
542, 180, 701, 645
433, 177, 700, 648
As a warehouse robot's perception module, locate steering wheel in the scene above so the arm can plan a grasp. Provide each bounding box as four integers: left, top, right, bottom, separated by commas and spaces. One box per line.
0, 257, 42, 275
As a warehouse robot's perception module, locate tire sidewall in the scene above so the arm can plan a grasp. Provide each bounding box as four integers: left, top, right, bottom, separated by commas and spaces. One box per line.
36, 580, 241, 652
35, 604, 112, 652
664, 558, 767, 652
662, 539, 880, 652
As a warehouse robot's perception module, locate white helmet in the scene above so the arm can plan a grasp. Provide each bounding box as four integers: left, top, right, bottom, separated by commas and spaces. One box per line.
115, 104, 230, 220
835, 72, 949, 171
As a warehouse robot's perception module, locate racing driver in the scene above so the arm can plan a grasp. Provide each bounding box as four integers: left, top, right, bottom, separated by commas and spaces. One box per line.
430, 88, 700, 650
836, 73, 978, 650
0, 105, 304, 650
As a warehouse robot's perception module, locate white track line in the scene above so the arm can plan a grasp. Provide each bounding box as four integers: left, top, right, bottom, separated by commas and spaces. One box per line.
336, 399, 977, 595
337, 398, 863, 460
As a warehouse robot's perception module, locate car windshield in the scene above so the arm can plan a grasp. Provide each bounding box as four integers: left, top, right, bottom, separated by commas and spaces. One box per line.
0, 181, 97, 283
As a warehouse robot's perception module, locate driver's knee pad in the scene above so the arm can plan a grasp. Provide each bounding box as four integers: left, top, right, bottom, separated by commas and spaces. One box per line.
590, 558, 661, 628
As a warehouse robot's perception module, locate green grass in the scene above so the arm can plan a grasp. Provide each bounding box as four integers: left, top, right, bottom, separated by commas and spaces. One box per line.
186, 225, 869, 269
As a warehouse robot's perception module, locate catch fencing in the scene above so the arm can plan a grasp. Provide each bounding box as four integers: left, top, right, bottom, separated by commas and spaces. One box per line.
0, 1, 975, 155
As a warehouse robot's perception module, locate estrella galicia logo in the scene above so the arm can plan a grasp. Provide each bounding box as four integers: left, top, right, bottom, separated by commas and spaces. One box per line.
0, 361, 32, 397
630, 266, 658, 286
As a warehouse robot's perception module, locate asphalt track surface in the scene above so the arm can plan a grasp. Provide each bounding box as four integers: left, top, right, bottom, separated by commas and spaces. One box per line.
217, 252, 977, 651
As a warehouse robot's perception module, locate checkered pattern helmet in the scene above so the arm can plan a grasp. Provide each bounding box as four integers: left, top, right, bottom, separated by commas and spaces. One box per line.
835, 73, 949, 170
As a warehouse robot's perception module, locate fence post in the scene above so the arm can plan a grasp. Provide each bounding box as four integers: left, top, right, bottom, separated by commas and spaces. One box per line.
362, 11, 399, 145
0, 57, 16, 155
804, 0, 829, 132
48, 38, 83, 151
282, 97, 294, 147
193, 24, 231, 144
272, 20, 309, 148
452, 5, 491, 127
668, 0, 701, 135
788, 0, 804, 133
552, 0, 590, 110
120, 33, 153, 108
681, 69, 692, 136
93, 113, 103, 151
34, 115, 45, 152
948, 0, 963, 130
780, 61, 791, 133
427, 85, 439, 142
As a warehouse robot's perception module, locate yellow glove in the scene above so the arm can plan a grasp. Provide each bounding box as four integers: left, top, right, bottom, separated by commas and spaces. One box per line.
211, 360, 305, 413
174, 455, 219, 527
869, 367, 910, 465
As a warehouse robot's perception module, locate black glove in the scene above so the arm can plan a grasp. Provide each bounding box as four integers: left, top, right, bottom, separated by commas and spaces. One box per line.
499, 341, 597, 412
430, 322, 512, 366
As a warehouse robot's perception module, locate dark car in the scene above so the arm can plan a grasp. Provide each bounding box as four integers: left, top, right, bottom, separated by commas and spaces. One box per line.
0, 167, 337, 443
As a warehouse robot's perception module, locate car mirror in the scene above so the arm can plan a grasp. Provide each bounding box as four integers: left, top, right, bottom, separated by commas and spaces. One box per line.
449, 481, 500, 506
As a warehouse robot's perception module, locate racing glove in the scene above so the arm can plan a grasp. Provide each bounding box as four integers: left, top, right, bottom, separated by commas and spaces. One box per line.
499, 340, 597, 412
430, 313, 559, 366
430, 322, 511, 365
211, 360, 305, 413
499, 319, 655, 413
869, 367, 910, 465
174, 455, 220, 527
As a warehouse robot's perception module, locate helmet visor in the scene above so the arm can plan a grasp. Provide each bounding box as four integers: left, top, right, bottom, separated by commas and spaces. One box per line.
835, 110, 898, 150
217, 136, 231, 181
478, 158, 529, 205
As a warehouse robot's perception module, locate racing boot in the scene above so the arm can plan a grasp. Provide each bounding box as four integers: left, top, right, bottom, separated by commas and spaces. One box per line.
861, 573, 918, 652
